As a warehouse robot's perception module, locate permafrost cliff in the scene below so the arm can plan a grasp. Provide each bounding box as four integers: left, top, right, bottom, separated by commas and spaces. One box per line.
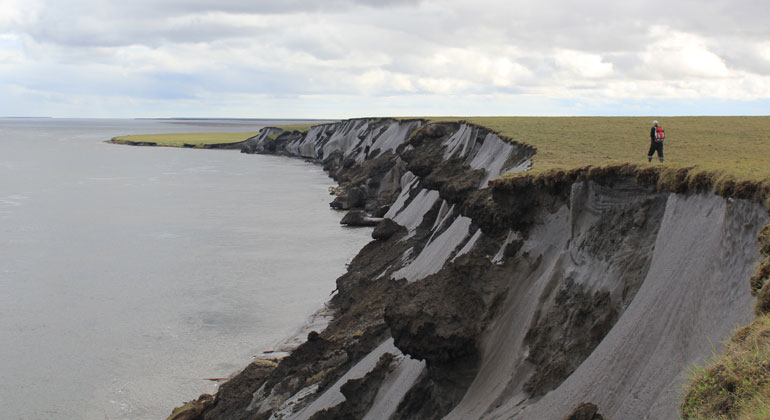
176, 118, 770, 420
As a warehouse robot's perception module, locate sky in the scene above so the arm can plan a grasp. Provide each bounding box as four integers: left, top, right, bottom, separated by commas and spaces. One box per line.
1, 0, 769, 118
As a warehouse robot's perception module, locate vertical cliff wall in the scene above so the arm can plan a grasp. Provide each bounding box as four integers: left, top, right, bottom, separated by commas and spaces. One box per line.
447, 192, 767, 420
179, 118, 769, 420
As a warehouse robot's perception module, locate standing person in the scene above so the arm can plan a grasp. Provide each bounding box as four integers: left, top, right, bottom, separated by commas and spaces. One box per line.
648, 120, 664, 162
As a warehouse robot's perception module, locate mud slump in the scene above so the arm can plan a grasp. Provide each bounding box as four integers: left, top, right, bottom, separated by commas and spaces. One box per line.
177, 119, 770, 420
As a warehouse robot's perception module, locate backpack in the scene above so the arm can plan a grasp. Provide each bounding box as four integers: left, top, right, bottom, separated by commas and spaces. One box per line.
655, 126, 665, 142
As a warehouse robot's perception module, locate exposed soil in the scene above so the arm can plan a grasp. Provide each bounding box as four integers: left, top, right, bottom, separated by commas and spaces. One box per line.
170, 119, 770, 420
307, 353, 396, 420
561, 402, 607, 420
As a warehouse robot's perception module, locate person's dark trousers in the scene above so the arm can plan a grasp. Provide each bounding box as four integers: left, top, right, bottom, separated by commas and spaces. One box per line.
648, 142, 664, 162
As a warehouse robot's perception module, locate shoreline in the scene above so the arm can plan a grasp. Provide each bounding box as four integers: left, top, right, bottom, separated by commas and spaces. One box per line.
107, 137, 247, 149
259, 304, 339, 362
122, 117, 770, 420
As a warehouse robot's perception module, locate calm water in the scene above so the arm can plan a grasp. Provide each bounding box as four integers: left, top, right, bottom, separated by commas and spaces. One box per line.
0, 118, 372, 419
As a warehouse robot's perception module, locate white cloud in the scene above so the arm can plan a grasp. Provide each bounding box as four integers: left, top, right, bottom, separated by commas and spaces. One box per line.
0, 0, 41, 28
354, 69, 415, 94
642, 27, 730, 78
761, 42, 770, 62
416, 77, 471, 95
0, 34, 23, 63
403, 47, 532, 92
1, 0, 769, 117
554, 50, 614, 78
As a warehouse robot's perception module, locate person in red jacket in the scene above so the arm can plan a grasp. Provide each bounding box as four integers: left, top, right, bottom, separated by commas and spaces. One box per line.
648, 120, 664, 163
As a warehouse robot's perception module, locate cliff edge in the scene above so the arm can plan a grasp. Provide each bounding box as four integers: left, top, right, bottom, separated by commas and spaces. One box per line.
172, 118, 770, 420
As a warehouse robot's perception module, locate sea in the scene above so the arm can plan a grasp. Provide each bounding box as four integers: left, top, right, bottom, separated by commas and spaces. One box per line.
0, 118, 373, 419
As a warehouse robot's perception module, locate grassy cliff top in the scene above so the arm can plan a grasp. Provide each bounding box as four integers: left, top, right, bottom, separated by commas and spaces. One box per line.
271, 122, 319, 134
111, 131, 259, 147
115, 117, 770, 185
274, 116, 770, 205
116, 117, 770, 180
114, 117, 770, 198
111, 122, 320, 148
421, 116, 770, 183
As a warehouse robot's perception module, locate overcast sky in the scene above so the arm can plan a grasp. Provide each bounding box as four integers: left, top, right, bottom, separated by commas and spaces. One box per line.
1, 0, 769, 118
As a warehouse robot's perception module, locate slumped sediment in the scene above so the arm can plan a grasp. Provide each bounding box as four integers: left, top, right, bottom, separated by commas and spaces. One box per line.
185, 118, 768, 420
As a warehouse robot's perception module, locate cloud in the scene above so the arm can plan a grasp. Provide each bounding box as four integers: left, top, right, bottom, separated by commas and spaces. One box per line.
7, 0, 424, 47
0, 34, 24, 63
639, 27, 729, 79
1, 0, 769, 117
554, 50, 614, 79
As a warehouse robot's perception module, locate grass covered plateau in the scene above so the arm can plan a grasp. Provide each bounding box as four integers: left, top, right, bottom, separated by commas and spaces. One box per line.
111, 131, 259, 147
111, 122, 320, 148
422, 116, 770, 183
272, 122, 319, 135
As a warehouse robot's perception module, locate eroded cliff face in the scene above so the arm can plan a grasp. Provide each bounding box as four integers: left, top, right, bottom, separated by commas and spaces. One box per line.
178, 119, 769, 420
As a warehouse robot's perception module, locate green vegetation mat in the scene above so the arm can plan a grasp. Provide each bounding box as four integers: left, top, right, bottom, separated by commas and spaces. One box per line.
274, 122, 319, 134
111, 122, 321, 148
116, 117, 770, 185
112, 131, 259, 147
681, 313, 770, 420
421, 116, 770, 184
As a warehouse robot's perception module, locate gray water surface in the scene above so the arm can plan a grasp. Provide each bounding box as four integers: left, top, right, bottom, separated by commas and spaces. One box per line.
0, 118, 371, 419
